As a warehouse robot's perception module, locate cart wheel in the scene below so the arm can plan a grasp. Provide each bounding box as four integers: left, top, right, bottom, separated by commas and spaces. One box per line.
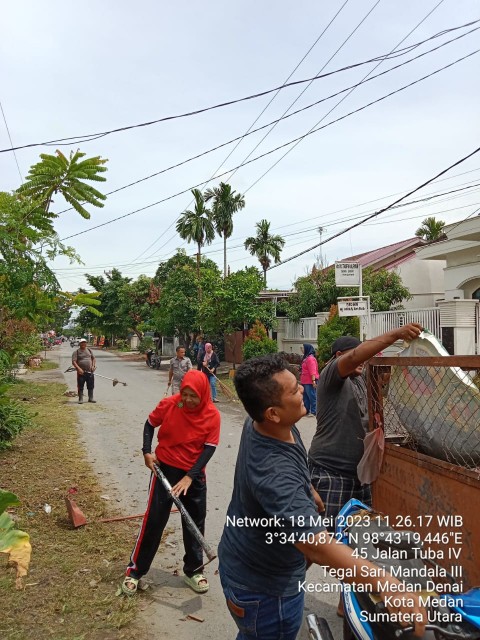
343, 617, 356, 640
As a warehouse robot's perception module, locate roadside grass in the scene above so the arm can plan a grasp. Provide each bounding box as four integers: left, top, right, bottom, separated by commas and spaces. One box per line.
0, 380, 145, 640
36, 360, 59, 371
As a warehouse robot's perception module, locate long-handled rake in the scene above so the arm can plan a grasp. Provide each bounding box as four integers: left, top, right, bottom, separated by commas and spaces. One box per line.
64, 366, 127, 387
211, 372, 237, 402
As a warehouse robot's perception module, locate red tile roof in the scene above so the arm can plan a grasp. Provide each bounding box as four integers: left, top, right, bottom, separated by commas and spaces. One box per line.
339, 237, 425, 270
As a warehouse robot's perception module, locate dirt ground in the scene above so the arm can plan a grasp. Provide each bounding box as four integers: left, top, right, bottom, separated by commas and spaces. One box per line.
49, 344, 343, 639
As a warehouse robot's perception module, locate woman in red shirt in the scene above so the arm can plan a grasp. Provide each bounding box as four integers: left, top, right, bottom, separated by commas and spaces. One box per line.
122, 370, 220, 595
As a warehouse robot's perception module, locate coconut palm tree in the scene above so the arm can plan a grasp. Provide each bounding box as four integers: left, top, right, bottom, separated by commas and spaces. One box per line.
415, 217, 446, 242
17, 149, 108, 218
244, 219, 285, 287
204, 182, 245, 278
176, 189, 215, 287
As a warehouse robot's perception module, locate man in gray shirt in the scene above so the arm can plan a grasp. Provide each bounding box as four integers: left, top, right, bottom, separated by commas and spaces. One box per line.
72, 339, 96, 404
168, 346, 192, 394
309, 323, 422, 617
309, 323, 422, 529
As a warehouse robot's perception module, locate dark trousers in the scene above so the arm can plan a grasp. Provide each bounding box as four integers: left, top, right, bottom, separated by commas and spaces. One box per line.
126, 462, 207, 579
77, 372, 94, 394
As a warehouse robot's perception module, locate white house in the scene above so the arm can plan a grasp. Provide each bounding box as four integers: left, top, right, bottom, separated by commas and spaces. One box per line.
340, 237, 445, 309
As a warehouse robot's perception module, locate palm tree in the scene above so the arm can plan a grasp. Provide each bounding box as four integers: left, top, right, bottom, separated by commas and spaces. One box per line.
204, 182, 245, 278
176, 189, 215, 288
415, 217, 446, 242
244, 219, 285, 287
17, 149, 108, 218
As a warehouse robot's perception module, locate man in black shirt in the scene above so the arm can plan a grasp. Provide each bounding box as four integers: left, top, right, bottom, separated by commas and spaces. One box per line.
219, 353, 426, 640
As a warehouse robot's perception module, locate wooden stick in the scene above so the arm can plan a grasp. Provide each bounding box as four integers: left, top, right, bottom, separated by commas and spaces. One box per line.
97, 508, 179, 524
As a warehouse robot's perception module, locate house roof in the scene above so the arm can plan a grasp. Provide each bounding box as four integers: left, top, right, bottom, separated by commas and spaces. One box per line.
338, 237, 426, 271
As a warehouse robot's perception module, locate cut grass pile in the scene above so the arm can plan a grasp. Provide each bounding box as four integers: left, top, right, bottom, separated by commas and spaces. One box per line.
0, 380, 146, 640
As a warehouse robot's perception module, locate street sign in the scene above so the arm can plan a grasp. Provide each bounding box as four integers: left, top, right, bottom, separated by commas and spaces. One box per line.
335, 262, 361, 287
338, 296, 370, 317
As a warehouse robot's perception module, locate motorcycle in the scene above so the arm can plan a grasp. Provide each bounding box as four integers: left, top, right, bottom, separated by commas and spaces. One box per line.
146, 348, 161, 369
307, 499, 480, 640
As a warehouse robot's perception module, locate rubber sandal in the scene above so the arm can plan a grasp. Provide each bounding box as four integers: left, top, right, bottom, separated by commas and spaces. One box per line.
121, 576, 139, 596
183, 573, 209, 593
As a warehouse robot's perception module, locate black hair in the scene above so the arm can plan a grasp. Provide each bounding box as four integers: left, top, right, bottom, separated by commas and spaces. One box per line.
176, 345, 184, 353
234, 353, 290, 422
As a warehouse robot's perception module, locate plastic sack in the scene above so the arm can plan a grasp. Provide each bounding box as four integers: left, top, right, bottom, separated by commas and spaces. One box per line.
357, 427, 385, 485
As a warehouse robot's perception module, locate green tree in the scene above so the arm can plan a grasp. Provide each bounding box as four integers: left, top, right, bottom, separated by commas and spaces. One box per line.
0, 191, 81, 322
242, 320, 278, 361
82, 270, 132, 339
176, 189, 215, 287
415, 216, 446, 242
199, 266, 275, 364
17, 149, 107, 218
244, 219, 285, 286
281, 266, 411, 322
152, 251, 222, 348
204, 182, 245, 278
317, 305, 360, 366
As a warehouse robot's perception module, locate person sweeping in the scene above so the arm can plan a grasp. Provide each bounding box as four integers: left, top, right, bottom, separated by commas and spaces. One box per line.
122, 369, 221, 596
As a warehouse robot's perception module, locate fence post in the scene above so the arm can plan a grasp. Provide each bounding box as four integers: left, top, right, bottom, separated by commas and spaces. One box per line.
367, 363, 384, 432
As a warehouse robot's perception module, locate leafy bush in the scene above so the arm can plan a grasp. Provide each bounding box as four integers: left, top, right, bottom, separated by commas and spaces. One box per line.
137, 337, 154, 353
317, 305, 360, 367
242, 321, 278, 361
0, 488, 32, 588
114, 339, 130, 351
0, 350, 15, 384
0, 319, 42, 364
0, 386, 32, 450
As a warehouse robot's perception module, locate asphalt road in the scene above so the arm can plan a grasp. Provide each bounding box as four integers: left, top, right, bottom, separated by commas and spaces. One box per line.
55, 344, 344, 640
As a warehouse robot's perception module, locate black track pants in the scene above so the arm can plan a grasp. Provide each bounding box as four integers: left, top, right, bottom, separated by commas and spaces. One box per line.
126, 462, 207, 579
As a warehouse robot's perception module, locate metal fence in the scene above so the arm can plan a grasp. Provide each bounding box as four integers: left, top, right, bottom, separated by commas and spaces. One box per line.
366, 307, 441, 341
368, 355, 480, 471
477, 304, 480, 355
284, 314, 329, 340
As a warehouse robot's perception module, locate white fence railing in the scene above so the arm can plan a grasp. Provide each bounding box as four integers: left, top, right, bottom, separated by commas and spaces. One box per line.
365, 308, 441, 341
284, 314, 329, 341
476, 305, 480, 355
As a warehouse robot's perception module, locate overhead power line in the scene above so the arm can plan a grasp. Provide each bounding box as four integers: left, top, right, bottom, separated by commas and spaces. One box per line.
54, 176, 480, 273
268, 144, 480, 271
129, 0, 352, 265
59, 49, 480, 243
0, 100, 23, 182
55, 22, 478, 224
227, 0, 382, 183
242, 0, 448, 195
1, 18, 478, 155
141, 0, 454, 263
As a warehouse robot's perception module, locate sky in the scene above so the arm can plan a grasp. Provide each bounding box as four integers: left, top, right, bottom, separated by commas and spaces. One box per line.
1, 0, 479, 292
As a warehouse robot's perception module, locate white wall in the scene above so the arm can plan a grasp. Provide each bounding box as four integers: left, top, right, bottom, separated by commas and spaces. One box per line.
394, 257, 445, 309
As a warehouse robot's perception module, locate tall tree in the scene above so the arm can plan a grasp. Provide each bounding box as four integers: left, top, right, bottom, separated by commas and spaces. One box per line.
17, 149, 107, 218
244, 219, 285, 287
176, 189, 215, 294
415, 217, 446, 242
281, 266, 411, 322
204, 182, 245, 278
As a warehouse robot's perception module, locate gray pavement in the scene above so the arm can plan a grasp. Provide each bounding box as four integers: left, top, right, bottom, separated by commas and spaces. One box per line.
54, 344, 343, 640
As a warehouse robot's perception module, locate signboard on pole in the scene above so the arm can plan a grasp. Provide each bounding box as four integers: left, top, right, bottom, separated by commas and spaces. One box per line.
335, 262, 361, 287
337, 296, 370, 317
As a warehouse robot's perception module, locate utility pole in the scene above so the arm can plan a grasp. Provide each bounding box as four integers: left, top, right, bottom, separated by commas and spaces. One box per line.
317, 226, 325, 268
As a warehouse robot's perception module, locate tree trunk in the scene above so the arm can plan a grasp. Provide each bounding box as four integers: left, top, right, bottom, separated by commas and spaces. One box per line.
263, 267, 267, 287
197, 243, 202, 301
223, 234, 227, 280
